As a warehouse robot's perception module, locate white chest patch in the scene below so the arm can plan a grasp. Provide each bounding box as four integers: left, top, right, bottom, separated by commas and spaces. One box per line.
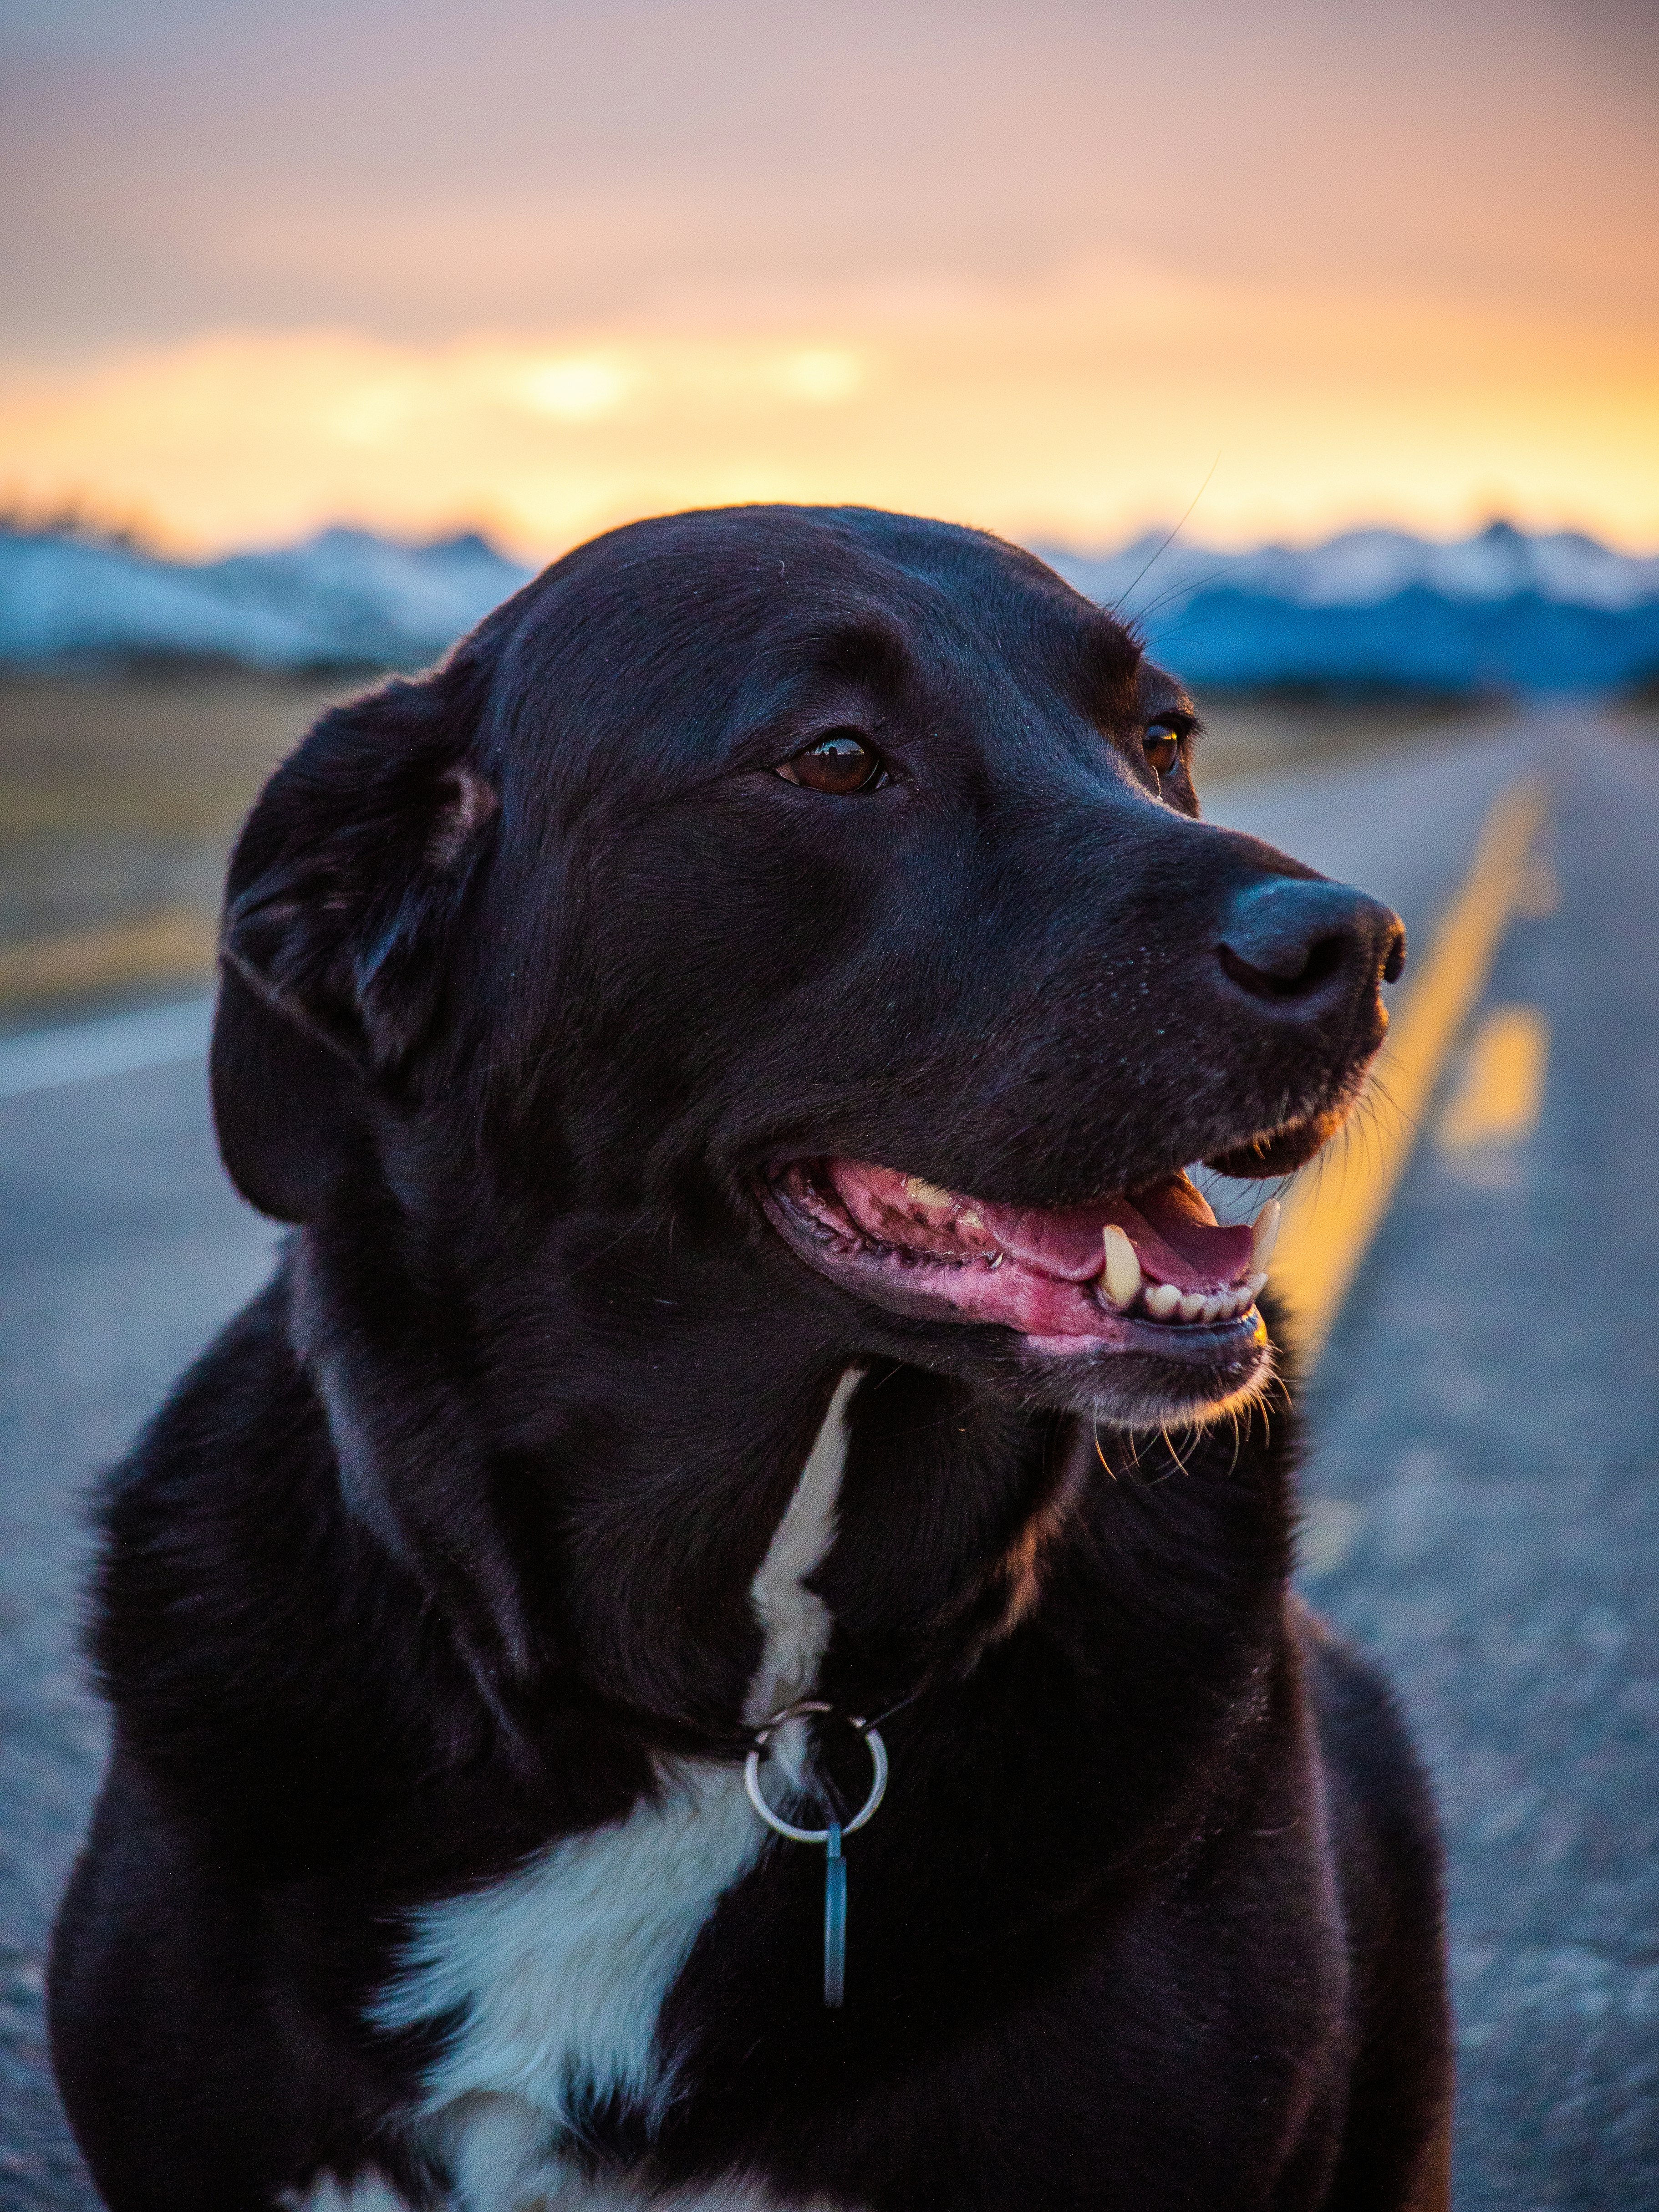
368, 1373, 862, 2212
287, 2147, 847, 2211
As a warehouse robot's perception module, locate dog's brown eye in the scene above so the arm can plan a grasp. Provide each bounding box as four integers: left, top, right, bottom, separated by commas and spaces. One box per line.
775, 731, 888, 794
1143, 722, 1182, 776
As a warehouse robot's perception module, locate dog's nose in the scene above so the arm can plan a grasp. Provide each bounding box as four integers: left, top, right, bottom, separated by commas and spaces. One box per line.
1216, 877, 1405, 1009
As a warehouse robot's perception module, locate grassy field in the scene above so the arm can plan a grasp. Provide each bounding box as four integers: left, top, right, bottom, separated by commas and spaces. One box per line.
0, 673, 1527, 1026
0, 674, 358, 1022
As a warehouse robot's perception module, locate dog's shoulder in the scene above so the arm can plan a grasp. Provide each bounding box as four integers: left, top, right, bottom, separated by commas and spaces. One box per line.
1293, 1594, 1446, 2037
94, 1266, 328, 1703
1294, 1598, 1439, 1855
90, 1264, 490, 1868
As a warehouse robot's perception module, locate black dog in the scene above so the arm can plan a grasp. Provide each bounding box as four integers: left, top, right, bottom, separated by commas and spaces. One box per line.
49, 506, 1449, 2211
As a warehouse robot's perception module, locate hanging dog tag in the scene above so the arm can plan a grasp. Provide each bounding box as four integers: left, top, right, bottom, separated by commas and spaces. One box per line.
744, 1702, 889, 2010
823, 1823, 847, 2008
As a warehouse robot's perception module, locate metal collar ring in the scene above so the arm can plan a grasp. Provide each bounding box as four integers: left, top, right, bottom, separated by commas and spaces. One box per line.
744, 1699, 889, 1845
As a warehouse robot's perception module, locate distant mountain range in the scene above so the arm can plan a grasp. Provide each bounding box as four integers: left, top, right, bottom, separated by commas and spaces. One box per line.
1044, 522, 1659, 695
0, 525, 531, 675
3, 518, 1657, 693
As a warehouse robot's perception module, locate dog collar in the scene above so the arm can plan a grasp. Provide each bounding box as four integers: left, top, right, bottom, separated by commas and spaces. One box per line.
743, 1700, 889, 2008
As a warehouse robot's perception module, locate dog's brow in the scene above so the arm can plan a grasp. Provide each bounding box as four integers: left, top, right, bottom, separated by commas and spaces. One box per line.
812, 617, 914, 687
1079, 618, 1144, 700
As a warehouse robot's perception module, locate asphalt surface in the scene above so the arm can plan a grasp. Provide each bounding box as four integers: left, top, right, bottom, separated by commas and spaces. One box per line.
1, 713, 1655, 2209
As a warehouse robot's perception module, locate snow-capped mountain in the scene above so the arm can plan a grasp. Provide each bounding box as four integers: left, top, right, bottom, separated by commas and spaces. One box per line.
2, 517, 1656, 691
1046, 520, 1659, 617
1043, 520, 1659, 693
0, 526, 533, 671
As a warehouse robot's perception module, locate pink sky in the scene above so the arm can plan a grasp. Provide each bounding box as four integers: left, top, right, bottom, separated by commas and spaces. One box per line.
2, 0, 1655, 554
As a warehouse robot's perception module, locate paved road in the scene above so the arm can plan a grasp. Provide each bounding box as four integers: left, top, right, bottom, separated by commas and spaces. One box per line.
1, 715, 1655, 2208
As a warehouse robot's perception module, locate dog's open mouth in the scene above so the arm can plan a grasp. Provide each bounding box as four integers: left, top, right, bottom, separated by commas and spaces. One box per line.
766, 1159, 1280, 1353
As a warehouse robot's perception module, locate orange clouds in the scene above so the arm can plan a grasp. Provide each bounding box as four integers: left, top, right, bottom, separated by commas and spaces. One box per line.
4, 1, 1655, 554
3, 257, 1654, 557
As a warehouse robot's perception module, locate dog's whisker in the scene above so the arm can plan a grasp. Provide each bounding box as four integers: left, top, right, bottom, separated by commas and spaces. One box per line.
1106, 453, 1221, 622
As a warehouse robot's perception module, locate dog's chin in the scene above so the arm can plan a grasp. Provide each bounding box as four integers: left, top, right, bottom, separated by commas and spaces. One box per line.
761, 1158, 1278, 1428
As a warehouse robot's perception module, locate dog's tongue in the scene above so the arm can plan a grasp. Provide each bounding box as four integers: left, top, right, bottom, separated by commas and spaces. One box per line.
826, 1162, 1255, 1292
977, 1173, 1252, 1291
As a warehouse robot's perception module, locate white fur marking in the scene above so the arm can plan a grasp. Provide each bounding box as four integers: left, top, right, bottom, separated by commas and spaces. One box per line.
438, 2091, 841, 2208
372, 1373, 862, 2207
745, 1370, 859, 1725
285, 2131, 850, 2211
377, 1756, 767, 2134
282, 2175, 420, 2212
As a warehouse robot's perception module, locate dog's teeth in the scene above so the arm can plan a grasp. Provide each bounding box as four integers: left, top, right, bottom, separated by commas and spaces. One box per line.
1145, 1282, 1182, 1319
1100, 1224, 1142, 1310
1243, 1270, 1267, 1304
904, 1175, 954, 1212
1178, 1291, 1206, 1322
1201, 1293, 1227, 1322
1250, 1199, 1282, 1270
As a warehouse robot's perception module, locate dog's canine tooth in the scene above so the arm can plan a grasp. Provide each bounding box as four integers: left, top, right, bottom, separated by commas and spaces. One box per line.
903, 1175, 956, 1217
1250, 1199, 1282, 1270
1100, 1225, 1142, 1310
1145, 1282, 1182, 1320
1243, 1269, 1268, 1304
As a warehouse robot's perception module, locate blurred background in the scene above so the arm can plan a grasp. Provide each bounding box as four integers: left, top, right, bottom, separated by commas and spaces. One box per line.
1, 0, 1657, 1012
2, 0, 1658, 1015
1, 3, 1656, 2208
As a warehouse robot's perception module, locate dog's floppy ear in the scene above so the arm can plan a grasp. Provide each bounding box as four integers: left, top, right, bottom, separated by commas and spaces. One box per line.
211, 658, 499, 1221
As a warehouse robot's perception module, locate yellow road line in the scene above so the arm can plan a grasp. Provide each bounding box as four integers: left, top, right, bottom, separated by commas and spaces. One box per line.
1436, 1004, 1550, 1153
1271, 778, 1548, 1363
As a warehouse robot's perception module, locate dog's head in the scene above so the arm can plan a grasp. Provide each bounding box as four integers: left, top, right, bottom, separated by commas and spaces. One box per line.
214, 505, 1402, 1434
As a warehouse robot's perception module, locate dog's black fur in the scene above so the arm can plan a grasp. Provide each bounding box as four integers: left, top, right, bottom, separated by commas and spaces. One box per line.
49, 507, 1450, 2211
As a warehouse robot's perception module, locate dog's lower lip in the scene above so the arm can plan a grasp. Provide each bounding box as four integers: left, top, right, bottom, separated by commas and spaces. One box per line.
762, 1157, 1273, 1353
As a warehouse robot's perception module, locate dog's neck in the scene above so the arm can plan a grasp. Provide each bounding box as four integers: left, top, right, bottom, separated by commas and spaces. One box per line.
288, 1203, 1292, 1796
292, 1201, 1079, 1707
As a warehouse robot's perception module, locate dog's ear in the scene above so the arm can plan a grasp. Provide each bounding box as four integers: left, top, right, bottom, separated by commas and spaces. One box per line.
211, 659, 499, 1221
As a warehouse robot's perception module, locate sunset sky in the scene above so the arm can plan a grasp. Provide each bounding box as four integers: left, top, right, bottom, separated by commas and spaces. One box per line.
1, 0, 1655, 559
